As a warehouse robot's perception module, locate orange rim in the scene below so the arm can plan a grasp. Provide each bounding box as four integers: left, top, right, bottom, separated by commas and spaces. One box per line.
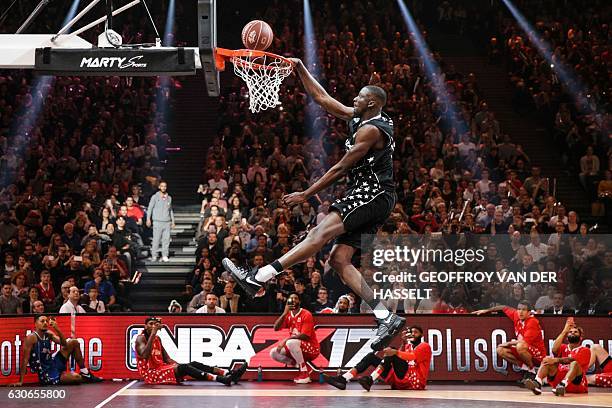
215, 47, 293, 72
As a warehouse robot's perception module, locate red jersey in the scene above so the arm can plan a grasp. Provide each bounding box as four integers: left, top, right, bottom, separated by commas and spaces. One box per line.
402, 341, 432, 380
282, 308, 319, 347
555, 343, 591, 372
136, 335, 178, 384
503, 307, 546, 355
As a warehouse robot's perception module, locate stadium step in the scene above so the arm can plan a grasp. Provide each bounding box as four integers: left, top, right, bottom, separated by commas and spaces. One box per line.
131, 206, 200, 311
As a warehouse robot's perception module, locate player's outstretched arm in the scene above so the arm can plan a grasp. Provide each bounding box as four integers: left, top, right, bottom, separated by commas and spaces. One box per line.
289, 58, 353, 121
472, 305, 506, 315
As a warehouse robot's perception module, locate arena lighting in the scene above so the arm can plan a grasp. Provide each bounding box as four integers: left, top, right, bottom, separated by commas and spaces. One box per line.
163, 0, 176, 46
10, 1, 81, 142
396, 0, 467, 136
501, 0, 590, 111
303, 0, 325, 139
155, 0, 176, 133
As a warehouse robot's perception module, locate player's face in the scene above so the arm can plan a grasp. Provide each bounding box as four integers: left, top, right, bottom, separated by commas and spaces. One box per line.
287, 294, 300, 310
517, 304, 530, 320
145, 320, 158, 334
567, 328, 582, 344
353, 88, 373, 117
35, 316, 48, 331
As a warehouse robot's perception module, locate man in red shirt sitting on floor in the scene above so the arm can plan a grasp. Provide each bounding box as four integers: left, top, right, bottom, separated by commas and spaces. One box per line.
473, 301, 546, 381
323, 326, 432, 391
135, 316, 246, 385
525, 317, 590, 396
270, 293, 320, 384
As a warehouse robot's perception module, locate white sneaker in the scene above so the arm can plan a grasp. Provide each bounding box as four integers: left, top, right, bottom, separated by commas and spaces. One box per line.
162, 256, 170, 262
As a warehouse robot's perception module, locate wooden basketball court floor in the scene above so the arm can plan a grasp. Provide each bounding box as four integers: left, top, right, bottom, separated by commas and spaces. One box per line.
3, 381, 611, 408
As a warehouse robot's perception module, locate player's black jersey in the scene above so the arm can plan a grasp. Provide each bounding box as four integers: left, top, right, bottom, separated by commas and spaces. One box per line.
345, 111, 395, 194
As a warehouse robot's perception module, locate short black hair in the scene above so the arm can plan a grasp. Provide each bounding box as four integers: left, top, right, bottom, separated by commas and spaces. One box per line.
517, 300, 531, 310
145, 316, 160, 324
2, 279, 10, 287
34, 314, 47, 322
364, 85, 387, 106
409, 325, 424, 334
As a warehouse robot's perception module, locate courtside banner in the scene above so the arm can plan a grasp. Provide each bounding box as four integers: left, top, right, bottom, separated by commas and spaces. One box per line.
0, 314, 610, 384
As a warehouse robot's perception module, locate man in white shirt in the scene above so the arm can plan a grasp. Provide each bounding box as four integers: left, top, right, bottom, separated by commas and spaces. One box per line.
59, 286, 86, 314
195, 293, 226, 314
525, 232, 549, 262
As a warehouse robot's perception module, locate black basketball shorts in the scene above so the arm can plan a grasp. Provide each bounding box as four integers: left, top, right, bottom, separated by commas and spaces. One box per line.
330, 190, 395, 250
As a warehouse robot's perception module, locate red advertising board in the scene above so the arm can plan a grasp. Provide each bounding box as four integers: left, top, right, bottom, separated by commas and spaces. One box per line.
0, 314, 610, 385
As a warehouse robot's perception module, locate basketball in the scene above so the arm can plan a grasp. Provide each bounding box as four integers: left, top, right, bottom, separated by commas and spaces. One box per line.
241, 20, 274, 50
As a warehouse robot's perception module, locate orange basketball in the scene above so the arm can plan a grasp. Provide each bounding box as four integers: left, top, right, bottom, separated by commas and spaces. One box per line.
241, 20, 274, 51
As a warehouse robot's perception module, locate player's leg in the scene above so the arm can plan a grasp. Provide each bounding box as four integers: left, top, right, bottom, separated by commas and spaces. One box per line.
358, 355, 399, 391
525, 360, 553, 395
60, 339, 102, 382
496, 345, 522, 366
59, 371, 83, 384
588, 373, 612, 387
270, 344, 297, 365
589, 344, 611, 368
327, 243, 404, 350
223, 212, 344, 296
324, 352, 382, 390
554, 361, 583, 396
174, 363, 231, 385
285, 339, 307, 372
515, 341, 534, 368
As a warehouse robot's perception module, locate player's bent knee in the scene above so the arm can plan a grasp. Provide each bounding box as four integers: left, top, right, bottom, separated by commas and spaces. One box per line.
515, 341, 528, 352
496, 346, 506, 356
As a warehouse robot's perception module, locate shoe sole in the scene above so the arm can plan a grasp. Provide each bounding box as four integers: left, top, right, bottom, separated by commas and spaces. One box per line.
294, 378, 311, 384
358, 379, 372, 391
323, 375, 346, 390
222, 258, 260, 297
524, 379, 542, 395
554, 387, 565, 396
371, 316, 406, 351
231, 365, 248, 384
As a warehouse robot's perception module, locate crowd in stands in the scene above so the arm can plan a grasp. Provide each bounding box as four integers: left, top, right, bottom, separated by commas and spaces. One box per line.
493, 0, 610, 208
0, 0, 609, 316
188, 0, 611, 315
0, 1, 177, 314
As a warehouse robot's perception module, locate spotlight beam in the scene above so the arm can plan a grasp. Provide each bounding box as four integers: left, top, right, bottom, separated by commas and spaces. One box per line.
396, 0, 466, 135
303, 0, 324, 140
501, 0, 590, 111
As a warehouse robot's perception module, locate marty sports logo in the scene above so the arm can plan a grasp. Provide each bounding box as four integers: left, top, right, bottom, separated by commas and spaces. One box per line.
80, 56, 148, 69
125, 325, 377, 370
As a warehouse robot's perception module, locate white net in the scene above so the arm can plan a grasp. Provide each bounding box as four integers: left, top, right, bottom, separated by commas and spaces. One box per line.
231, 53, 293, 113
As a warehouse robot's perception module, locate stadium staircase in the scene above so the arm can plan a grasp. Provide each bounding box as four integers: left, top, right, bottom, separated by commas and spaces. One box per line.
427, 31, 593, 225
131, 205, 201, 312
131, 75, 219, 311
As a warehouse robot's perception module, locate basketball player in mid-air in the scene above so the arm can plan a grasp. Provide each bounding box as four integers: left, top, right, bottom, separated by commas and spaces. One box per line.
224, 58, 404, 350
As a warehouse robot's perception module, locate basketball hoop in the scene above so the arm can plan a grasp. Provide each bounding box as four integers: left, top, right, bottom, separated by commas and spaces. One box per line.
215, 48, 293, 113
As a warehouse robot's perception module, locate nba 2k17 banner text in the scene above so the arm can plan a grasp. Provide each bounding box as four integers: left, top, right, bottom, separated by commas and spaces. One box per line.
0, 314, 609, 384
